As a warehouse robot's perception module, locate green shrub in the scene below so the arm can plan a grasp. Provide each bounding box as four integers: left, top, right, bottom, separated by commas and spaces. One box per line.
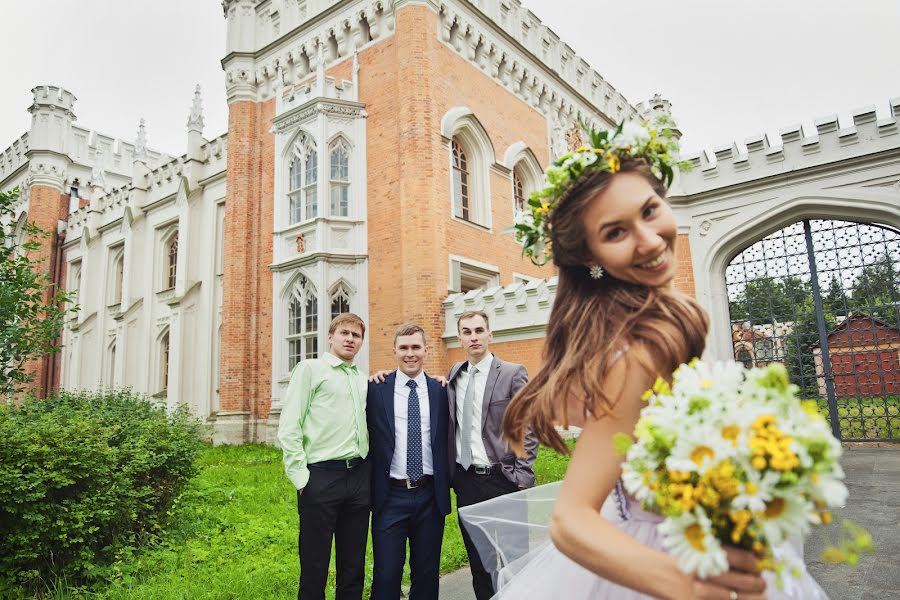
0, 389, 205, 597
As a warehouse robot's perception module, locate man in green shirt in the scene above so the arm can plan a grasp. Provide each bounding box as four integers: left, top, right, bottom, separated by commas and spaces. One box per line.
278, 313, 370, 600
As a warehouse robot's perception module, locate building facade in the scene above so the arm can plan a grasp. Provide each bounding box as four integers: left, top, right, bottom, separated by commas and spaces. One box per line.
2, 0, 899, 443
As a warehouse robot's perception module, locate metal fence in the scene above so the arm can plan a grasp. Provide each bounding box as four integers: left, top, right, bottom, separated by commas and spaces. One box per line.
726, 219, 900, 441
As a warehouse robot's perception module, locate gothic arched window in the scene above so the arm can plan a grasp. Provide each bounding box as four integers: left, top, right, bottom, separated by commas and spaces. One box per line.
288, 133, 319, 224
451, 137, 471, 221
330, 284, 351, 320
165, 233, 178, 290
329, 140, 350, 217
288, 275, 318, 370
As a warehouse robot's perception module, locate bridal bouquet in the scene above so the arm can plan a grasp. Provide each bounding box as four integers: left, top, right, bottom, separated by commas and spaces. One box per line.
618, 360, 865, 579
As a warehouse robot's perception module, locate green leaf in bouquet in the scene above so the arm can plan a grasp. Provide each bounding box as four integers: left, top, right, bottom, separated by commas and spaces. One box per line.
612, 432, 633, 456
757, 363, 790, 392
819, 519, 875, 566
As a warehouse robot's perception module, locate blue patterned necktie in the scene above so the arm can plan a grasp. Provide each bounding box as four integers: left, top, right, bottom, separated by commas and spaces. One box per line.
406, 379, 423, 481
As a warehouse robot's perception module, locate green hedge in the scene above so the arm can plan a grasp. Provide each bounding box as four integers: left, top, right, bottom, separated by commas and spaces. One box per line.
0, 389, 205, 597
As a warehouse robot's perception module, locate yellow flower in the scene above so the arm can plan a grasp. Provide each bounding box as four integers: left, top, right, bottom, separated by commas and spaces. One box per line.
606, 153, 621, 172
721, 425, 740, 446
752, 456, 767, 470
684, 524, 706, 551
652, 377, 671, 396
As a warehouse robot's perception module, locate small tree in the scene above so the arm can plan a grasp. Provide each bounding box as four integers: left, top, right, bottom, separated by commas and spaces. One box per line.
0, 187, 77, 397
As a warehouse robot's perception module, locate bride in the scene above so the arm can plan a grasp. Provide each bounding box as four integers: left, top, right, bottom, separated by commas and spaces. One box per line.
458, 122, 828, 599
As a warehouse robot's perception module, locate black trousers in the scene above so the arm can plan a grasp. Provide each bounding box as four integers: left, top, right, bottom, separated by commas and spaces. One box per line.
371, 483, 445, 600
297, 460, 371, 600
453, 464, 519, 600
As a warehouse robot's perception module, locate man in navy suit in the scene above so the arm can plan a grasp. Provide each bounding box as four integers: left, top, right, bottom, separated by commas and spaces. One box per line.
367, 323, 451, 600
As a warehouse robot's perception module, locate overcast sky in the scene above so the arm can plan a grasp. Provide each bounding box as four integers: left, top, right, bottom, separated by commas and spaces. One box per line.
2, 0, 897, 159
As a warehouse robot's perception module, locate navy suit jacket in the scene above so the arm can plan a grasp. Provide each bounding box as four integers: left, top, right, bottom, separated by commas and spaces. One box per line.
367, 372, 451, 516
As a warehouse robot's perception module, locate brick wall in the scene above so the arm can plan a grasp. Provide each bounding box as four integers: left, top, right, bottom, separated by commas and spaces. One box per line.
673, 233, 696, 297
23, 184, 68, 397
219, 97, 275, 432
363, 4, 553, 375
445, 337, 545, 378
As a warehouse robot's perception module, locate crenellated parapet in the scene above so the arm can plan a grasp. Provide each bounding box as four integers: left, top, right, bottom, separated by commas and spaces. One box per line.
677, 97, 900, 196
436, 0, 638, 133
442, 277, 557, 345
222, 0, 394, 103
64, 132, 228, 245
0, 134, 29, 182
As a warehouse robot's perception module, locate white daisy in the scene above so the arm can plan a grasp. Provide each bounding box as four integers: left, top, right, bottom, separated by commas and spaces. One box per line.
659, 509, 729, 579
666, 426, 736, 475
759, 493, 811, 545
732, 469, 780, 513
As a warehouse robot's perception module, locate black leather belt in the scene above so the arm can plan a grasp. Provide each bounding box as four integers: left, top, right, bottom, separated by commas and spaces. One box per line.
309, 457, 365, 470
459, 463, 501, 475
390, 475, 433, 489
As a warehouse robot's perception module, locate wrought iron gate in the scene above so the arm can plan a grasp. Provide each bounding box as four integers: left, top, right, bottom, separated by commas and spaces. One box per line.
726, 219, 900, 441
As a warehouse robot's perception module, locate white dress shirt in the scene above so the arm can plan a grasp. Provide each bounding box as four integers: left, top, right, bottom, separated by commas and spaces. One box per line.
454, 352, 493, 466
390, 370, 433, 479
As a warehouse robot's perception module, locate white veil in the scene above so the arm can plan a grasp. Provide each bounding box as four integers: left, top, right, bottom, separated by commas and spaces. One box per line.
457, 481, 563, 590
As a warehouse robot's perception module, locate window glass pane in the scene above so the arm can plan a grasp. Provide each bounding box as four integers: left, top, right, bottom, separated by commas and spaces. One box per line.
290, 193, 302, 224
305, 187, 317, 220
331, 292, 350, 320
288, 298, 302, 335
290, 159, 302, 191
330, 147, 349, 180
306, 150, 318, 184
305, 295, 317, 331
305, 336, 318, 359
289, 340, 302, 370
330, 184, 349, 217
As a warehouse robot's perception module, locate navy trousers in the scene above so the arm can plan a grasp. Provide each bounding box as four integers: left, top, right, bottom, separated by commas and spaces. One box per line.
371, 483, 445, 600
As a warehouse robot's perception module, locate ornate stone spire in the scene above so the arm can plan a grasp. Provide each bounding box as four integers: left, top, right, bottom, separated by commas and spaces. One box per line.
134, 118, 149, 162
187, 84, 204, 133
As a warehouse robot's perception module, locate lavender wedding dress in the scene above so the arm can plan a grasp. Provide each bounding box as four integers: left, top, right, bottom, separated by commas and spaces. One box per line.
458, 478, 829, 599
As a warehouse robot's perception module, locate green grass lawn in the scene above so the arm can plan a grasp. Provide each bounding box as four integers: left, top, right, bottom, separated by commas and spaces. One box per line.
814, 396, 900, 440
55, 442, 572, 599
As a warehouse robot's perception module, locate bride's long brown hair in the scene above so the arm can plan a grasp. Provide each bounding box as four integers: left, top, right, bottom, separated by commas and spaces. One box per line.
503, 160, 708, 455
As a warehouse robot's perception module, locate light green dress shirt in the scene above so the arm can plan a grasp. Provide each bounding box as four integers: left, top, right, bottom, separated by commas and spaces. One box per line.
277, 352, 369, 490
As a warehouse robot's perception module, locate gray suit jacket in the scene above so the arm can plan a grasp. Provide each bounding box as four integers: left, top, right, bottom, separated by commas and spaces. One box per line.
447, 356, 539, 489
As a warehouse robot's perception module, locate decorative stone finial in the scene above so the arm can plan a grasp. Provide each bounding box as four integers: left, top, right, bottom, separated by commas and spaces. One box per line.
91, 150, 108, 192
187, 85, 204, 132
638, 93, 681, 140
134, 118, 149, 162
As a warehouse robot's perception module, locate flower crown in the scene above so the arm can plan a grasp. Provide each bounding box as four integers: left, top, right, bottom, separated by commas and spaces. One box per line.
513, 116, 689, 265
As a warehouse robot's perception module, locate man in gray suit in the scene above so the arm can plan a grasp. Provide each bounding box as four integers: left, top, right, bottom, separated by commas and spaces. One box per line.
448, 310, 538, 600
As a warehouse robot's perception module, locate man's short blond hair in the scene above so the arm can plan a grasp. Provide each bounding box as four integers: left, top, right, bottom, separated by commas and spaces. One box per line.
393, 323, 427, 346
329, 313, 366, 338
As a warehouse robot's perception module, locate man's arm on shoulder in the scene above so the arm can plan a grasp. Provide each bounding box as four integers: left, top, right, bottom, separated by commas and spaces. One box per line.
277, 361, 315, 491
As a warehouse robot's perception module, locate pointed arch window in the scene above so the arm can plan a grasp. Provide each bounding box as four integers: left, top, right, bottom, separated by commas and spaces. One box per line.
329, 140, 350, 217
330, 285, 351, 320
165, 233, 178, 290
287, 133, 319, 224
452, 138, 471, 221
69, 260, 82, 307
288, 275, 318, 370
115, 254, 125, 304
107, 341, 117, 387
513, 167, 526, 216
160, 331, 171, 391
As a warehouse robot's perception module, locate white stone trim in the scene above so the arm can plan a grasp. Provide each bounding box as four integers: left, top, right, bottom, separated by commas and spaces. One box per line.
443, 276, 557, 343
435, 0, 638, 138
443, 107, 494, 229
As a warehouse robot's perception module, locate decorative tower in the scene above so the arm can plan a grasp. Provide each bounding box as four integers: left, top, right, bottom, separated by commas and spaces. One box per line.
637, 93, 682, 140
23, 85, 77, 396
